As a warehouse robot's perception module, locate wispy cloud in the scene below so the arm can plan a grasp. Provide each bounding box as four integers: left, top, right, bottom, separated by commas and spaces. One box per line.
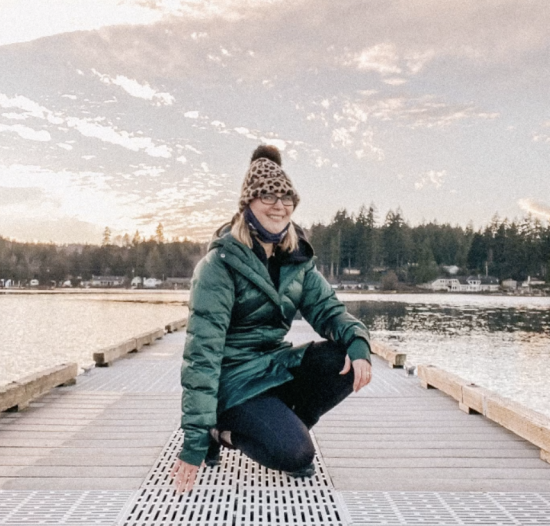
532, 120, 550, 144
0, 92, 172, 159
92, 70, 175, 105
344, 43, 402, 75
415, 170, 446, 190
0, 94, 63, 124
0, 124, 51, 142
518, 198, 550, 221
342, 44, 435, 79
339, 93, 499, 129
65, 116, 172, 158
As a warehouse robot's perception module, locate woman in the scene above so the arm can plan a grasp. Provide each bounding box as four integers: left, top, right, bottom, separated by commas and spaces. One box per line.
171, 145, 372, 493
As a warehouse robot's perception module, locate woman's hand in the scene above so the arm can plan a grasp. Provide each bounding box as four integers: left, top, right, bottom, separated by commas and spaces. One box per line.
340, 356, 372, 392
170, 458, 201, 493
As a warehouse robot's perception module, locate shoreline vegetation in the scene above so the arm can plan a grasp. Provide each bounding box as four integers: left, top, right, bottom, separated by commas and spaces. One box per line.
1, 206, 549, 290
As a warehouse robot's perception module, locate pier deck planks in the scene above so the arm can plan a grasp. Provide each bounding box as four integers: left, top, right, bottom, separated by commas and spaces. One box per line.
1, 320, 549, 524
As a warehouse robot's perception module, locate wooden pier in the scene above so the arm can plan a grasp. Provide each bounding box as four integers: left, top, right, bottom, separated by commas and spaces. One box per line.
1, 321, 549, 525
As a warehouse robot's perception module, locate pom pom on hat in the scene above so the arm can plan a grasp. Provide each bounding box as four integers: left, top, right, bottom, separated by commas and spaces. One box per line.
250, 144, 282, 166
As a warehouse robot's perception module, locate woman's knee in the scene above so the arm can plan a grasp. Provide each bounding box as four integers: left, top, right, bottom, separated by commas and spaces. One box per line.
276, 437, 315, 472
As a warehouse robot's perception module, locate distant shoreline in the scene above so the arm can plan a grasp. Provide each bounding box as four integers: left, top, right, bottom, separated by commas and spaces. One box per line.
0, 288, 547, 299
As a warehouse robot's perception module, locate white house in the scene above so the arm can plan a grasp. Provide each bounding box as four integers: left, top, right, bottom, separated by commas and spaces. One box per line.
428, 275, 499, 292
143, 277, 163, 288
90, 275, 125, 287
521, 276, 545, 288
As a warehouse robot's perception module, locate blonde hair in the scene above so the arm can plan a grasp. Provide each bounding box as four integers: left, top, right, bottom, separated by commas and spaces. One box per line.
230, 212, 299, 252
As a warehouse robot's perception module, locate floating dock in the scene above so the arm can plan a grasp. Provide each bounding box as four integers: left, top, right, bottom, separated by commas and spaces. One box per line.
1, 320, 549, 525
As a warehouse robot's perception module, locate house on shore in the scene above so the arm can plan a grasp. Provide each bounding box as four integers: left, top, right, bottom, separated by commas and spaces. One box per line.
90, 275, 125, 288
425, 275, 500, 292
501, 278, 517, 290
519, 276, 546, 292
166, 277, 191, 289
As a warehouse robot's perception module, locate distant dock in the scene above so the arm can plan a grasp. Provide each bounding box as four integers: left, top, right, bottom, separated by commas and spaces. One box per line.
1, 321, 549, 525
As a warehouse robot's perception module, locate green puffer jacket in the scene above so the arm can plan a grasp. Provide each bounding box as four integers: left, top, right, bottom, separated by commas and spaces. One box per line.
179, 228, 371, 466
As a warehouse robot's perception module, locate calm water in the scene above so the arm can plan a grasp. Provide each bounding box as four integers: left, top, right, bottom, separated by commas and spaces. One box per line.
342, 293, 550, 417
0, 290, 188, 386
1, 291, 549, 418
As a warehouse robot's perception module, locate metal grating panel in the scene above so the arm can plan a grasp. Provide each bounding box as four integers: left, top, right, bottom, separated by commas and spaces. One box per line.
120, 427, 347, 525
142, 428, 333, 489
234, 488, 345, 525
119, 488, 235, 526
119, 487, 346, 526
341, 491, 550, 525
488, 493, 550, 524
0, 491, 133, 525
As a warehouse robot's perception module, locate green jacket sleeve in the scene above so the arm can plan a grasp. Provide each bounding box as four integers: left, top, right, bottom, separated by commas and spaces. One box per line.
179, 251, 235, 466
298, 263, 371, 362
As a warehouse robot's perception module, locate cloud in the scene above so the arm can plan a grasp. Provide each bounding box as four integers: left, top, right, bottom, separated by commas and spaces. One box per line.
339, 93, 499, 129
532, 121, 550, 144
0, 186, 46, 206
0, 94, 63, 124
383, 78, 407, 86
132, 165, 166, 178
0, 164, 138, 239
134, 0, 291, 22
66, 116, 172, 157
0, 216, 104, 245
345, 43, 401, 75
1, 92, 172, 159
1, 112, 28, 120
415, 170, 446, 190
0, 0, 164, 47
92, 70, 175, 105
404, 50, 435, 74
518, 198, 550, 221
0, 124, 51, 142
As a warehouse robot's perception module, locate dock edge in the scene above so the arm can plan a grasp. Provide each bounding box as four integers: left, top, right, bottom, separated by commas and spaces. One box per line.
417, 363, 550, 464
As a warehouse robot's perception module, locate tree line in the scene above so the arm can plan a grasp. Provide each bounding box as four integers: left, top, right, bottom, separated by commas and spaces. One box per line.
1, 210, 549, 286
0, 224, 205, 285
307, 205, 550, 284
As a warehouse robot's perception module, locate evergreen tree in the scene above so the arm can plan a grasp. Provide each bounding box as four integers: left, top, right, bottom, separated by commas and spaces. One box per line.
102, 227, 112, 246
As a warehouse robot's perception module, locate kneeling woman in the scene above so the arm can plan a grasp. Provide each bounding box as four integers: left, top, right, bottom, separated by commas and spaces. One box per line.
172, 145, 372, 492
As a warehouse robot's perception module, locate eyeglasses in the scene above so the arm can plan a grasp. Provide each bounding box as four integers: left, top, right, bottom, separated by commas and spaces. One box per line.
259, 193, 296, 207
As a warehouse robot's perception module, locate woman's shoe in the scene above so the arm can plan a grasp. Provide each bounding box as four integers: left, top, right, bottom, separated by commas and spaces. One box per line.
204, 439, 221, 467
286, 462, 316, 479
209, 428, 234, 449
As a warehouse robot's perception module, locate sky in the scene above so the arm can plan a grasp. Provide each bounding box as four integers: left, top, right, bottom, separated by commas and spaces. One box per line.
0, 0, 549, 244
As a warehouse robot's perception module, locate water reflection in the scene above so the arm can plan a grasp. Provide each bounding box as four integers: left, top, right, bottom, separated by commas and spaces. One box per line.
344, 298, 550, 418
0, 292, 188, 387
346, 300, 550, 335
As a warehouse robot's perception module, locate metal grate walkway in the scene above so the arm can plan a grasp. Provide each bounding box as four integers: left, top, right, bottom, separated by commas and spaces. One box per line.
1, 322, 550, 524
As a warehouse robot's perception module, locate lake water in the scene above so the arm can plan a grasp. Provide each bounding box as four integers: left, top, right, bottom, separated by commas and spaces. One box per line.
342, 293, 550, 417
1, 290, 548, 418
0, 290, 188, 386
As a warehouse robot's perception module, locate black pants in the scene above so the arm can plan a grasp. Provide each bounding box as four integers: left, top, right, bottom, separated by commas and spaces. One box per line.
217, 341, 354, 472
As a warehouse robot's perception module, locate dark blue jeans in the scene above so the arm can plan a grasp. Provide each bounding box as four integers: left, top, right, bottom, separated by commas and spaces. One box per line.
217, 340, 354, 472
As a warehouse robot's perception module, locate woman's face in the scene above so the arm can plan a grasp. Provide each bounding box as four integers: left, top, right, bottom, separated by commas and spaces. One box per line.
249, 194, 294, 234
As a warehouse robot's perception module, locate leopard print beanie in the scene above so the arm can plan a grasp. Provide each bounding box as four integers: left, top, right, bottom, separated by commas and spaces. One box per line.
238, 145, 300, 212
